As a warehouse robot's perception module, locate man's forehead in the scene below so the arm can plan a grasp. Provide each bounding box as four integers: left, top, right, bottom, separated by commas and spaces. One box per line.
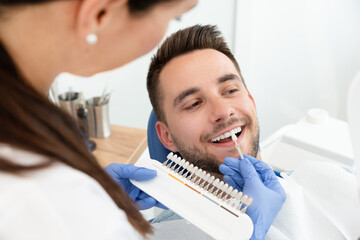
159, 49, 241, 96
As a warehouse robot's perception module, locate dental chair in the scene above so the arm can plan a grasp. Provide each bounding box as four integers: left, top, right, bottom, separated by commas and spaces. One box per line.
147, 110, 181, 163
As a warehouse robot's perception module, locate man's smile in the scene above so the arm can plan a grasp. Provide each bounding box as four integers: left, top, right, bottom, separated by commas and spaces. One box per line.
207, 125, 245, 148
211, 126, 242, 143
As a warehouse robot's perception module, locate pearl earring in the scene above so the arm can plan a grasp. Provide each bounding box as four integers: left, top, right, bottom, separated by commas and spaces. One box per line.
86, 33, 98, 45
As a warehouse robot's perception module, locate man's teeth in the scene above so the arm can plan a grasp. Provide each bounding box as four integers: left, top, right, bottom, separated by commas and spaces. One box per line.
211, 127, 242, 143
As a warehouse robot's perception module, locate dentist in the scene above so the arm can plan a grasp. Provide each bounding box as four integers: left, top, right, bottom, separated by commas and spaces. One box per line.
0, 0, 197, 239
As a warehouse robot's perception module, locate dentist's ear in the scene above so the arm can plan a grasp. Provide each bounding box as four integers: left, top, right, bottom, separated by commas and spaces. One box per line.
75, 0, 127, 42
156, 121, 179, 153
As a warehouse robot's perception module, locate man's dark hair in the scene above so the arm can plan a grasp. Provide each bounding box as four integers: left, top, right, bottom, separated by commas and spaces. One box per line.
147, 24, 245, 123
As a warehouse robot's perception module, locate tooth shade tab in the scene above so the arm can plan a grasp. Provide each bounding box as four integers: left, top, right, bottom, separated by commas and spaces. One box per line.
204, 176, 215, 190
231, 132, 237, 141
174, 159, 186, 173
167, 152, 174, 159
178, 161, 190, 175
171, 156, 182, 170
230, 189, 238, 198
211, 126, 242, 142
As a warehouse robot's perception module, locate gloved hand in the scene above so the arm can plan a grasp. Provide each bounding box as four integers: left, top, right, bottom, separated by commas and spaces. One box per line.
219, 155, 286, 240
105, 163, 167, 210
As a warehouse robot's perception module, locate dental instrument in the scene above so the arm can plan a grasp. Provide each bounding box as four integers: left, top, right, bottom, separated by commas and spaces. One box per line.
231, 131, 244, 159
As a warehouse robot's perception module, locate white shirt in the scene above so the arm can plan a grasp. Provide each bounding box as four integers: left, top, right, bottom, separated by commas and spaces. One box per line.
267, 161, 360, 240
0, 144, 143, 240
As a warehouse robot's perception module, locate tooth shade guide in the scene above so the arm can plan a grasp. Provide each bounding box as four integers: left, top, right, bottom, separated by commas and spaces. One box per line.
131, 152, 254, 239
161, 153, 248, 209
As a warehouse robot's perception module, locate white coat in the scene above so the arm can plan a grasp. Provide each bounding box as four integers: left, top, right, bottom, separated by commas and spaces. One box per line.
0, 144, 143, 240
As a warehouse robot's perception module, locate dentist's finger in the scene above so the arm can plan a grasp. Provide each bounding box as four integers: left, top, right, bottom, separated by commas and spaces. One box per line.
223, 175, 244, 191
244, 155, 279, 186
219, 164, 245, 187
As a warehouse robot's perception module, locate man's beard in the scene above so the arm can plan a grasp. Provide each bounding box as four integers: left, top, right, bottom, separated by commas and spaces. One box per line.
170, 117, 260, 175
171, 139, 222, 174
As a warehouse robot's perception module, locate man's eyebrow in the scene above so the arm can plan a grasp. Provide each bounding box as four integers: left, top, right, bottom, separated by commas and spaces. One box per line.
218, 73, 241, 84
173, 87, 200, 108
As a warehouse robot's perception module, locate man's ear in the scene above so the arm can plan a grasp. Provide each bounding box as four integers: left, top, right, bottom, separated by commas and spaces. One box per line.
248, 91, 256, 109
155, 121, 179, 152
75, 0, 127, 41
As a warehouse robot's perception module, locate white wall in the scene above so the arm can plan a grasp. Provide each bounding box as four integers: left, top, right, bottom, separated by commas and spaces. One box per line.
54, 0, 237, 130
235, 0, 360, 140
54, 0, 360, 142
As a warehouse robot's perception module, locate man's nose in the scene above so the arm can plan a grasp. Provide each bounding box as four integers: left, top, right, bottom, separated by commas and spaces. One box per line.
209, 99, 235, 124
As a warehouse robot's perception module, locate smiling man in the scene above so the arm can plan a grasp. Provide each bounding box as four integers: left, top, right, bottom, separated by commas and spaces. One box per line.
147, 25, 260, 176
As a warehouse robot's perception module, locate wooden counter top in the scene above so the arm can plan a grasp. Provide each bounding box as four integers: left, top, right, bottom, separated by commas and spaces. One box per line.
91, 125, 147, 168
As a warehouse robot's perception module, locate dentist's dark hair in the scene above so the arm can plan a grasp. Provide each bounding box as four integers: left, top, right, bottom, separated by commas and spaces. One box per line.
147, 24, 246, 123
0, 0, 178, 237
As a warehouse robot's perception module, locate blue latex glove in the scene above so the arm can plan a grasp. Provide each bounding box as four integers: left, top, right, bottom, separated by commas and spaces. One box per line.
219, 155, 286, 240
105, 163, 167, 210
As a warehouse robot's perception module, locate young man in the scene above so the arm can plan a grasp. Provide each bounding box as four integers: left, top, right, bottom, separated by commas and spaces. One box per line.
146, 25, 359, 239
147, 25, 260, 175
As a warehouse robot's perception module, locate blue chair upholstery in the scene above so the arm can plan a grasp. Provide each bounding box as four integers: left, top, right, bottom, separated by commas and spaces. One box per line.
147, 110, 178, 163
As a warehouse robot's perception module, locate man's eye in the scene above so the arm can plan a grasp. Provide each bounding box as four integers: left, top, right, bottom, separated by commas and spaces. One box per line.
184, 101, 201, 110
224, 88, 239, 95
